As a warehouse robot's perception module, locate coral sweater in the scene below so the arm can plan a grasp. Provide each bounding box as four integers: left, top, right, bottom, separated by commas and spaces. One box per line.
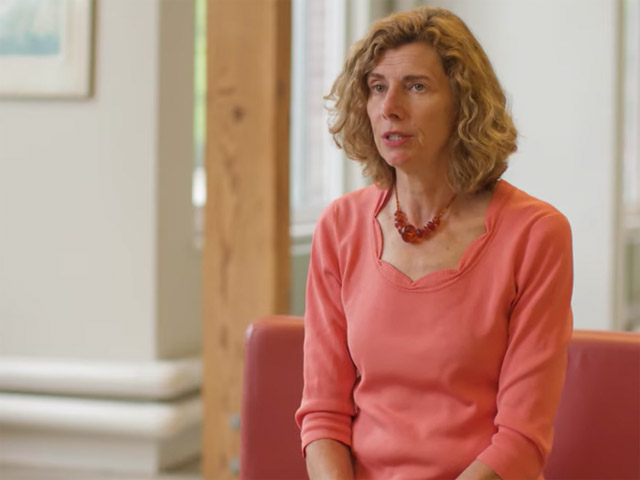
295, 180, 574, 480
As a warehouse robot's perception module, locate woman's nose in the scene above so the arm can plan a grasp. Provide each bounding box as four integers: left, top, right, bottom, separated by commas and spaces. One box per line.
381, 88, 404, 120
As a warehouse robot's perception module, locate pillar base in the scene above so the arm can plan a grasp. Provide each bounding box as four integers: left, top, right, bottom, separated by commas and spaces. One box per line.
0, 357, 202, 474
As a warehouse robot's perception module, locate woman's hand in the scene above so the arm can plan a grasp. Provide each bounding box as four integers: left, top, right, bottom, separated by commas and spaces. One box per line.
305, 438, 355, 480
456, 460, 502, 480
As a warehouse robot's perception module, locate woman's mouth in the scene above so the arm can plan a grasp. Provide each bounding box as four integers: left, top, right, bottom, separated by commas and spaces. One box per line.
383, 132, 411, 147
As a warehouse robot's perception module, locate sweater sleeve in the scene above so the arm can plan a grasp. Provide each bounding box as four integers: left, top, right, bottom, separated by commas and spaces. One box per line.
477, 212, 574, 480
294, 203, 357, 455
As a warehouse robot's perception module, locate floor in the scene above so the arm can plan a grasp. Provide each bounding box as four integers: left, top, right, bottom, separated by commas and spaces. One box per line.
0, 459, 202, 480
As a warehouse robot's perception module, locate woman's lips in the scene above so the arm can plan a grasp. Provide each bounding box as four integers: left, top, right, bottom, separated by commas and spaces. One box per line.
382, 132, 412, 147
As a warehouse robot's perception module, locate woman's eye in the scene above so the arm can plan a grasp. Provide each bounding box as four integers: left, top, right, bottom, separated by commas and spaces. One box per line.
370, 84, 385, 93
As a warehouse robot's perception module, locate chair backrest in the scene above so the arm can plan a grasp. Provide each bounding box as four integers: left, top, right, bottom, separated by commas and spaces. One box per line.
240, 316, 307, 480
544, 329, 640, 479
241, 316, 640, 480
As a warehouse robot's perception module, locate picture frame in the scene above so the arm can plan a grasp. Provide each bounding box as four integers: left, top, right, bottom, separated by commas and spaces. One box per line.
0, 0, 94, 99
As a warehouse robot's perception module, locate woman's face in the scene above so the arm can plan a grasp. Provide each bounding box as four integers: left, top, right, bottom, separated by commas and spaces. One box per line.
366, 42, 456, 172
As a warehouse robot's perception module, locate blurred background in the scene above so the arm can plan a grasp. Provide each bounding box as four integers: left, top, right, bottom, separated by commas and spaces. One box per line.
0, 0, 637, 478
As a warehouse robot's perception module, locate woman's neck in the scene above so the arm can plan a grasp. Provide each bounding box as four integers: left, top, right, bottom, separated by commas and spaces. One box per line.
394, 169, 456, 225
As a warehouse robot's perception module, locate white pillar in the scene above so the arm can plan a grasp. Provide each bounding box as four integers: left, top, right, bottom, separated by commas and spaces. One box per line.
0, 0, 202, 473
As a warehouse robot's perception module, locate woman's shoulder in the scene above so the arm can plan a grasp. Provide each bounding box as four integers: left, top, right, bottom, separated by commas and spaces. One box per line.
318, 184, 384, 225
498, 180, 570, 224
494, 180, 572, 241
333, 183, 383, 209
310, 185, 382, 258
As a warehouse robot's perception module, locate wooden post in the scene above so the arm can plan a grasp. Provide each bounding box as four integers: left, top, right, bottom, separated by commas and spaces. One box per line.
202, 0, 291, 478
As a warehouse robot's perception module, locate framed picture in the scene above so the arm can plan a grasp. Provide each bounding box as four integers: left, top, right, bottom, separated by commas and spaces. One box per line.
0, 0, 94, 98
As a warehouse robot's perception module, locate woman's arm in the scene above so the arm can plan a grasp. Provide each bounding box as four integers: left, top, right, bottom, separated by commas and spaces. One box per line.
295, 203, 358, 471
475, 212, 574, 479
305, 439, 355, 480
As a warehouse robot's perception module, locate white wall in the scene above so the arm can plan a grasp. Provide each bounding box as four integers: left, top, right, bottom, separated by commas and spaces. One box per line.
423, 0, 621, 330
0, 0, 201, 360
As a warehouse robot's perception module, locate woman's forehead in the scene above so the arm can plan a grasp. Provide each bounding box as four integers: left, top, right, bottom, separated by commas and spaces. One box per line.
369, 42, 446, 79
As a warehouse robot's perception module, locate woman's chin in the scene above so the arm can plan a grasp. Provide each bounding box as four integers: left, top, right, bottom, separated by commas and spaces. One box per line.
382, 150, 449, 176
383, 154, 414, 170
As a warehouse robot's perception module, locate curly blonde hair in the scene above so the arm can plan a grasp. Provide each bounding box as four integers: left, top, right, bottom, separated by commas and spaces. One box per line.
327, 7, 518, 193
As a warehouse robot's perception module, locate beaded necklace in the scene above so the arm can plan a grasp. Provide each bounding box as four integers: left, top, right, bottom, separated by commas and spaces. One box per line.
393, 185, 456, 244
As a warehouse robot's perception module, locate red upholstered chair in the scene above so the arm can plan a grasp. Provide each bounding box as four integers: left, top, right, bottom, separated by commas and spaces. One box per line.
240, 316, 640, 480
544, 329, 640, 479
240, 316, 307, 480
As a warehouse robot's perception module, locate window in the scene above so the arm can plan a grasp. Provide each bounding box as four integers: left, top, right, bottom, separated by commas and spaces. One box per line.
623, 0, 640, 212
290, 0, 376, 237
622, 0, 640, 330
192, 0, 206, 249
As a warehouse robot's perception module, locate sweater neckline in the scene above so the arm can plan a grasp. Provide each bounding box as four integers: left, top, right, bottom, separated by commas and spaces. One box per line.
370, 179, 513, 291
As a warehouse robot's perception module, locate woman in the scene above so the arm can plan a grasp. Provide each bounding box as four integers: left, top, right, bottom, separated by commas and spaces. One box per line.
295, 7, 573, 480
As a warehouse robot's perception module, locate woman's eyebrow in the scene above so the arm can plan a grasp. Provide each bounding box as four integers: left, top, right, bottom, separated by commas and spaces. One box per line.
367, 72, 385, 81
404, 74, 431, 82
367, 72, 432, 82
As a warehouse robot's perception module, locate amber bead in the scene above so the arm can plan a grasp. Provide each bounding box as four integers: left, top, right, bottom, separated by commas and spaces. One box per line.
400, 225, 417, 243
392, 185, 456, 244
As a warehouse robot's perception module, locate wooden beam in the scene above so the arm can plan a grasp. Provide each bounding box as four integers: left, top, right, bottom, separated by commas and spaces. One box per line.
202, 0, 291, 478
